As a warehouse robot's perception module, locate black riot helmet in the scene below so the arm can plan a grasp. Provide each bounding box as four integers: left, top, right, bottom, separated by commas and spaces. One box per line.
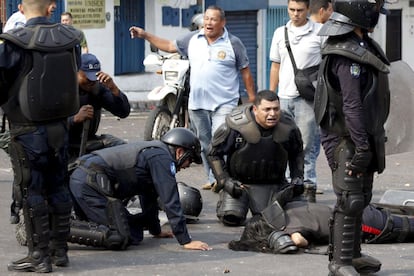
161, 128, 202, 167
177, 182, 203, 221
318, 0, 387, 36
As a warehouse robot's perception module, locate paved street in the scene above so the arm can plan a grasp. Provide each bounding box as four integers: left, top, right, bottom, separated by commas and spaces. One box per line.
0, 112, 413, 275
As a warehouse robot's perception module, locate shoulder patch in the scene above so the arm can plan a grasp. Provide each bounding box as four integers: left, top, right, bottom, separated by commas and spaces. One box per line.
350, 63, 361, 79
170, 162, 176, 176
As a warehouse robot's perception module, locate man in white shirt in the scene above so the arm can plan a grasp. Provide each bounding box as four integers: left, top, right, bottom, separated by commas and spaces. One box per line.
269, 0, 325, 203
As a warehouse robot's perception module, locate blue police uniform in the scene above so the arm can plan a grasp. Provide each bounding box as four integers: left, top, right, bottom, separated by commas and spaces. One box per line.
69, 141, 192, 249
0, 16, 81, 272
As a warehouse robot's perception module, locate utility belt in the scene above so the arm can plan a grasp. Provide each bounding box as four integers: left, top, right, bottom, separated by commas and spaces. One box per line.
77, 159, 115, 197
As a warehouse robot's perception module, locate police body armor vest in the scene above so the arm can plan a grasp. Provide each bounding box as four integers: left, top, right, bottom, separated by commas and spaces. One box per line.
0, 24, 81, 123
314, 36, 390, 173
92, 140, 172, 187
226, 104, 294, 185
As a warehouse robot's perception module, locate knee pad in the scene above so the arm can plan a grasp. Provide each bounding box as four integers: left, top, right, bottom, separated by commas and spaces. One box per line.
337, 192, 365, 215
216, 190, 249, 226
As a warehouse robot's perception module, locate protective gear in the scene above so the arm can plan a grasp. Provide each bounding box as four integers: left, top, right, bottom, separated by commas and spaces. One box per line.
216, 190, 249, 226
223, 178, 243, 198
318, 0, 387, 36
267, 231, 298, 254
225, 105, 292, 184
69, 219, 112, 248
161, 127, 202, 166
189, 13, 203, 31
346, 148, 373, 174
8, 140, 31, 218
106, 198, 131, 250
314, 36, 390, 173
8, 201, 52, 273
261, 200, 286, 231
177, 182, 203, 219
70, 200, 131, 250
176, 183, 202, 219
92, 140, 170, 189
329, 139, 374, 275
85, 165, 114, 197
352, 254, 382, 274
49, 201, 72, 267
0, 24, 81, 123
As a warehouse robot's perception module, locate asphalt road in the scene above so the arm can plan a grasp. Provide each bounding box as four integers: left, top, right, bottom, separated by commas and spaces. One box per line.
0, 112, 413, 276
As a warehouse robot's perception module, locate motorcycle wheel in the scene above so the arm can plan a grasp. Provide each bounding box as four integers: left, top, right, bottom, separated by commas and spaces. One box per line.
143, 106, 172, 141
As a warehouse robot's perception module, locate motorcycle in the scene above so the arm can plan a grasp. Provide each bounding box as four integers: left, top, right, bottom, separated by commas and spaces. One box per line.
143, 49, 191, 141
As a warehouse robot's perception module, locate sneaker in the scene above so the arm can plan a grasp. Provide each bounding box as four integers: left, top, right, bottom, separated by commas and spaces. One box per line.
202, 183, 213, 190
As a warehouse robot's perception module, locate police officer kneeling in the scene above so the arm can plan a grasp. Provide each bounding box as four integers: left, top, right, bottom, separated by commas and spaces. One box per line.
208, 90, 305, 227
69, 128, 211, 251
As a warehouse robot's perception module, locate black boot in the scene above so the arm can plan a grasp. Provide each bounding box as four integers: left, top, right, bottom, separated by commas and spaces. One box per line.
352, 216, 381, 274
328, 212, 359, 276
49, 201, 72, 267
8, 249, 52, 273
8, 201, 52, 273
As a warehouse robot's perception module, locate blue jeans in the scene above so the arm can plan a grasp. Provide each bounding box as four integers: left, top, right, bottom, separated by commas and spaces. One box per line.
189, 104, 235, 184
280, 97, 320, 186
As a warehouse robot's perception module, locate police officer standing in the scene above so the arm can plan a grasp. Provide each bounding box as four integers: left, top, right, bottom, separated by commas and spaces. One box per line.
314, 1, 390, 275
69, 128, 211, 251
208, 90, 305, 227
0, 0, 82, 273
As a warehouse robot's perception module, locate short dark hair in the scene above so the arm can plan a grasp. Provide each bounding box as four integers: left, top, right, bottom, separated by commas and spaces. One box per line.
61, 11, 73, 18
206, 5, 225, 19
288, 0, 310, 7
309, 0, 331, 14
254, 90, 279, 106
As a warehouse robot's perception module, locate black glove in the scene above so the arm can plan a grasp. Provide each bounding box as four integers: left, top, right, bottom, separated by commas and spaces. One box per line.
223, 178, 243, 198
346, 148, 372, 174
275, 185, 294, 207
290, 177, 304, 197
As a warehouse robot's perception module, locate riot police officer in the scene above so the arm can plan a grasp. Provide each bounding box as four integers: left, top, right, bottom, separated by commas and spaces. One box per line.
314, 0, 390, 275
69, 128, 211, 251
0, 0, 82, 272
208, 90, 305, 227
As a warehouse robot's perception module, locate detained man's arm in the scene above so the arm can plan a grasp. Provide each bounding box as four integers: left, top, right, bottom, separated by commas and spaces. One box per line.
129, 26, 178, 53
269, 62, 280, 92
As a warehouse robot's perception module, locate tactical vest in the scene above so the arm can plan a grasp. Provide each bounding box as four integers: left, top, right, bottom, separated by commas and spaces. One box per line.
314, 36, 390, 173
226, 104, 294, 185
92, 140, 172, 187
0, 24, 81, 124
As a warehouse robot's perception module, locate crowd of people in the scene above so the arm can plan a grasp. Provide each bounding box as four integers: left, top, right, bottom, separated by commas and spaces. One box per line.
0, 0, 405, 275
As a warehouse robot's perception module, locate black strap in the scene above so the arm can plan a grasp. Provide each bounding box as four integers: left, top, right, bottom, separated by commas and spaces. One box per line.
284, 27, 298, 74
1, 114, 5, 133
